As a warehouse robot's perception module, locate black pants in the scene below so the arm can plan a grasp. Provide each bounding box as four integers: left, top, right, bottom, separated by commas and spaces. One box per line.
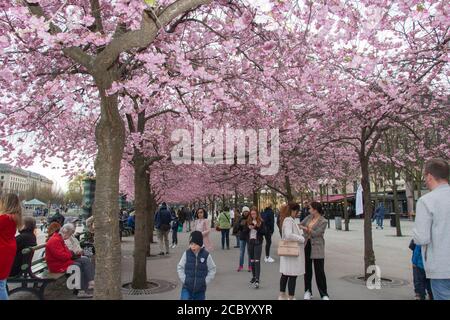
248, 239, 262, 281
264, 232, 273, 257
413, 265, 433, 300
304, 240, 328, 297
280, 274, 297, 296
221, 229, 230, 249
172, 229, 178, 245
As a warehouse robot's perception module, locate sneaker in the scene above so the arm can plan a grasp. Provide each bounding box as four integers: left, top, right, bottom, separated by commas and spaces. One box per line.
304, 291, 312, 300
266, 256, 275, 263
322, 296, 330, 300
264, 257, 268, 263
77, 291, 93, 299
278, 293, 287, 300
249, 278, 256, 286
158, 252, 165, 256
165, 251, 169, 255
254, 281, 260, 289
237, 266, 243, 272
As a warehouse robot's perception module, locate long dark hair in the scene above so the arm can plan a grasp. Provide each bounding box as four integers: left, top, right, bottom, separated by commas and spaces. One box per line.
310, 202, 324, 215
195, 207, 208, 219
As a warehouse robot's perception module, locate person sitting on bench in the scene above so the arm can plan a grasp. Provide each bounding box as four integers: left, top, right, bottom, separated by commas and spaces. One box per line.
10, 217, 37, 277
46, 224, 95, 298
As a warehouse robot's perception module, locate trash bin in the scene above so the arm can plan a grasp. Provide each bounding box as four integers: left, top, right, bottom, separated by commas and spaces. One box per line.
390, 213, 397, 227
335, 216, 342, 230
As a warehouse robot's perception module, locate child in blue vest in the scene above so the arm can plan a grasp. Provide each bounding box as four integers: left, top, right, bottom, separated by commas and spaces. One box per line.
177, 231, 216, 300
409, 239, 433, 300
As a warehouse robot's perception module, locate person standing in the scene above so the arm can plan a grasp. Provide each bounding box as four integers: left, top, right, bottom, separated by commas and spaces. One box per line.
237, 207, 251, 272
241, 207, 266, 289
0, 194, 22, 300
261, 205, 275, 263
300, 201, 330, 300
155, 202, 173, 256
232, 208, 241, 248
193, 208, 213, 252
300, 201, 310, 221
409, 239, 433, 300
177, 231, 216, 300
279, 203, 305, 300
413, 159, 450, 300
218, 207, 232, 250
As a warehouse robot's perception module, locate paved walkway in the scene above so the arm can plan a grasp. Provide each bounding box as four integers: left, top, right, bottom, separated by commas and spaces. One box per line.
11, 218, 416, 300
121, 218, 416, 300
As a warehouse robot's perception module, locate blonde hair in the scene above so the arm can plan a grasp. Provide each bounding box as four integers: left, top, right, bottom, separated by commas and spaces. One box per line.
0, 193, 22, 229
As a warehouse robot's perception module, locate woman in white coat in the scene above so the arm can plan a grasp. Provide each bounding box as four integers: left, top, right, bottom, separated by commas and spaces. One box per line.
279, 203, 305, 300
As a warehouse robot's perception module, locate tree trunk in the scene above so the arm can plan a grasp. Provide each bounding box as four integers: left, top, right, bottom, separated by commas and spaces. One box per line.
131, 156, 150, 289
342, 183, 349, 231
253, 190, 258, 209
391, 167, 402, 236
360, 155, 376, 279
285, 174, 294, 202
405, 173, 415, 219
92, 75, 125, 299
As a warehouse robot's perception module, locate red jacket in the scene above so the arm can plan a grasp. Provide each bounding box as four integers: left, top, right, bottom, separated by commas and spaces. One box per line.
0, 214, 17, 279
45, 232, 74, 273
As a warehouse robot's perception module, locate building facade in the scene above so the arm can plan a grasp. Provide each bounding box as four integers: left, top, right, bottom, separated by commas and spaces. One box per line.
0, 163, 53, 195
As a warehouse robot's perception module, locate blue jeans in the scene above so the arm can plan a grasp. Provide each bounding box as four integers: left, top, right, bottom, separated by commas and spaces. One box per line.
376, 216, 384, 228
0, 279, 8, 300
180, 287, 206, 300
431, 279, 450, 300
239, 240, 250, 268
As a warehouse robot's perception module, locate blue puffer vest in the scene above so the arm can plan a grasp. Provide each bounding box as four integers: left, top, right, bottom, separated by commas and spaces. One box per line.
183, 248, 209, 293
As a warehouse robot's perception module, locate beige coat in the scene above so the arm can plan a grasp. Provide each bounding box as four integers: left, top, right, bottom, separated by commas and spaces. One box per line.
279, 217, 305, 276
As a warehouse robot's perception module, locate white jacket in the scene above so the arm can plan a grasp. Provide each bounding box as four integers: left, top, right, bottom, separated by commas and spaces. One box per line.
279, 217, 305, 276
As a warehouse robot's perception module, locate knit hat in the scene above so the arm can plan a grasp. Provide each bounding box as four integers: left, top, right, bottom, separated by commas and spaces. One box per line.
242, 206, 250, 213
189, 231, 203, 247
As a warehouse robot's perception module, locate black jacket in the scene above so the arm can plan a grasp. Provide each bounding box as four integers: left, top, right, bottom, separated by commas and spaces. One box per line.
241, 220, 266, 243
261, 208, 274, 234
10, 229, 37, 277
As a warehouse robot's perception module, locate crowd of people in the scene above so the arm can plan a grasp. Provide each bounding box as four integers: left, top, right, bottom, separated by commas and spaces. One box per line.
1, 159, 449, 301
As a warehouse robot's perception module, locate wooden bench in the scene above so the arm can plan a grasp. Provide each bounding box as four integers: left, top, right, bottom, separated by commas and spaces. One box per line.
7, 244, 66, 300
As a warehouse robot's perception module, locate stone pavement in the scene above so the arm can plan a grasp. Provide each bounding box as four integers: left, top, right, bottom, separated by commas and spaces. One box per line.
121, 218, 416, 300
9, 218, 416, 300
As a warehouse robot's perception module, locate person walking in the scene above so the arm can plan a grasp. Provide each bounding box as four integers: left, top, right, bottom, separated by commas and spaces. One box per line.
171, 212, 180, 249
236, 207, 251, 272
218, 207, 232, 250
261, 204, 275, 263
279, 203, 305, 300
241, 206, 266, 289
374, 203, 385, 229
413, 159, 450, 300
177, 231, 216, 300
193, 208, 213, 252
300, 201, 330, 300
155, 202, 173, 256
0, 193, 22, 300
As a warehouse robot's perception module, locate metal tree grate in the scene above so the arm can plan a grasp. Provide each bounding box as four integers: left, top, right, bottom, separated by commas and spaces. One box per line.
122, 279, 177, 295
341, 275, 409, 288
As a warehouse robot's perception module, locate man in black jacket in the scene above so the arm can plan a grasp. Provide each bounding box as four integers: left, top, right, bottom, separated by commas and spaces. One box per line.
261, 205, 275, 263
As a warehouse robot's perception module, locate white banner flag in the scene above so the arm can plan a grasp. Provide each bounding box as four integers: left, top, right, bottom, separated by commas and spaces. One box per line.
356, 184, 363, 215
